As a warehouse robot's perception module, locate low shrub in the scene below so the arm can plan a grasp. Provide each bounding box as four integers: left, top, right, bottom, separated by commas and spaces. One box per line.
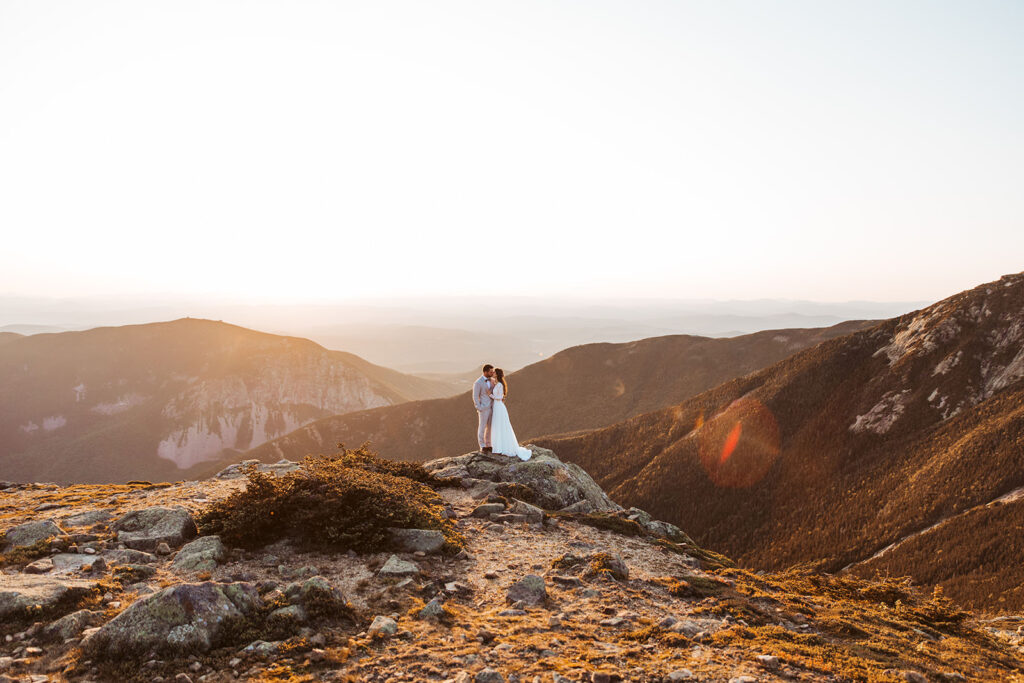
0, 538, 58, 568
655, 538, 735, 569
551, 553, 585, 570
334, 443, 438, 484
584, 552, 628, 581
654, 573, 729, 598
196, 445, 464, 553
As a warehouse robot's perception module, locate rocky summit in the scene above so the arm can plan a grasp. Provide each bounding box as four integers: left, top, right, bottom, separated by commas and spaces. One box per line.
0, 446, 1022, 682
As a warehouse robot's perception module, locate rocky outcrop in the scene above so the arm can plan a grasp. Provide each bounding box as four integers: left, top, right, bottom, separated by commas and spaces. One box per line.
620, 507, 688, 542
172, 535, 227, 572
426, 448, 687, 542
103, 548, 158, 565
111, 506, 197, 552
0, 575, 98, 621
41, 609, 103, 641
45, 553, 106, 575
505, 575, 547, 606
2, 519, 64, 550
82, 581, 260, 657
214, 459, 300, 480
386, 528, 445, 554
378, 555, 419, 577
62, 510, 115, 527
423, 446, 622, 513
282, 576, 347, 613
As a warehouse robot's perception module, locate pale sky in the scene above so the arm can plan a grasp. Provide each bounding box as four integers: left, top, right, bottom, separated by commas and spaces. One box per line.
1, 0, 1021, 304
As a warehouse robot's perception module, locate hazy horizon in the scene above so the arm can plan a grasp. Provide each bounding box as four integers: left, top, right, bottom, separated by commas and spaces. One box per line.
0, 289, 934, 373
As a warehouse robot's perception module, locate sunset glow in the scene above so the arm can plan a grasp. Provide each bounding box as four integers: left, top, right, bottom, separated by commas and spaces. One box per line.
1, 1, 1022, 303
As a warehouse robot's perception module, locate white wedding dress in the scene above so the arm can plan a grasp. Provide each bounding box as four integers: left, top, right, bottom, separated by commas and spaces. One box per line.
489, 383, 532, 461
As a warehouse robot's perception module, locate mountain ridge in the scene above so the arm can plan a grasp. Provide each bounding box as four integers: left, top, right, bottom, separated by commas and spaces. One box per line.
535, 271, 1024, 612
239, 320, 875, 467
0, 318, 457, 484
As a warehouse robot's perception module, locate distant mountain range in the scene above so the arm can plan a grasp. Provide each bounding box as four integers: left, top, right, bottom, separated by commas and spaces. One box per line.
240, 320, 874, 464
537, 271, 1024, 612
0, 319, 457, 484
0, 295, 924, 373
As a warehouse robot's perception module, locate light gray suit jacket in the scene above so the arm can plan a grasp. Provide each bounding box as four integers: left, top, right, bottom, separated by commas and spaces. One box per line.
473, 375, 493, 411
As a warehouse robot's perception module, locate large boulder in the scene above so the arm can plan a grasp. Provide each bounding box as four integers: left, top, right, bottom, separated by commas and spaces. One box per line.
41, 608, 103, 641
2, 519, 63, 550
62, 510, 115, 527
0, 575, 98, 620
282, 576, 347, 616
24, 557, 55, 574
387, 528, 445, 554
172, 536, 226, 572
506, 575, 547, 606
111, 506, 197, 552
378, 555, 419, 577
50, 553, 106, 574
103, 548, 158, 565
423, 446, 622, 512
82, 581, 259, 658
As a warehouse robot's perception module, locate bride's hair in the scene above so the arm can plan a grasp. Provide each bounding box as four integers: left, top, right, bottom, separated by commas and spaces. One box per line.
495, 368, 508, 396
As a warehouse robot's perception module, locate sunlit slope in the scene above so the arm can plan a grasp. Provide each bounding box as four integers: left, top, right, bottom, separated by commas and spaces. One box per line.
241, 320, 873, 464
538, 271, 1024, 612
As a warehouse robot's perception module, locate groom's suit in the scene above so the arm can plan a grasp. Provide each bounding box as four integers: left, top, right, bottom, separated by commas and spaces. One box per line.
473, 375, 493, 450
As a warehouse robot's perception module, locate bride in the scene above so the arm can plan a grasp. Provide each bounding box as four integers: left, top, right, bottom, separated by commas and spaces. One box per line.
488, 368, 532, 461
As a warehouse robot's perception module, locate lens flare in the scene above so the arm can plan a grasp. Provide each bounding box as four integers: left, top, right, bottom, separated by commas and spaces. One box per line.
719, 422, 742, 464
698, 397, 780, 488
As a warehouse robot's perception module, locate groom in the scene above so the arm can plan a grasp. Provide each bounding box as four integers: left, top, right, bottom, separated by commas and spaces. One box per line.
473, 364, 495, 453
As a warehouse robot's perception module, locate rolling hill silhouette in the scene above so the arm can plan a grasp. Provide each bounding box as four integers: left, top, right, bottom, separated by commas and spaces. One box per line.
0, 332, 23, 346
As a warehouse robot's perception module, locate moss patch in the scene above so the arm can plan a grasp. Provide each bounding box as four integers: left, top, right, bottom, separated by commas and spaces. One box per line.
0, 538, 56, 568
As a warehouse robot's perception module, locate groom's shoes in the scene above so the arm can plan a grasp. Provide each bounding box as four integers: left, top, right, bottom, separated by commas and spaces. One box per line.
482, 446, 493, 454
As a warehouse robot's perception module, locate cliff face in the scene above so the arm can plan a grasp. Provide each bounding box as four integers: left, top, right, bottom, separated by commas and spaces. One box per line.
0, 318, 455, 483
154, 355, 396, 468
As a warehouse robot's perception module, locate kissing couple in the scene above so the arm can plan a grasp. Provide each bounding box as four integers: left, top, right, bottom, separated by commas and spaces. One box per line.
473, 364, 532, 461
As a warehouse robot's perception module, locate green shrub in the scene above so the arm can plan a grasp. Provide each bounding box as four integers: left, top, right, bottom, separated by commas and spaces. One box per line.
196, 445, 464, 553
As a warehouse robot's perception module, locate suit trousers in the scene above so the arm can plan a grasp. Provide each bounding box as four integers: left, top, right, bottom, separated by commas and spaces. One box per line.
477, 407, 492, 449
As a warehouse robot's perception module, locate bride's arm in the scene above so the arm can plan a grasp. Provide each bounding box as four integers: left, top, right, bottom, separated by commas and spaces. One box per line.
490, 383, 503, 400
